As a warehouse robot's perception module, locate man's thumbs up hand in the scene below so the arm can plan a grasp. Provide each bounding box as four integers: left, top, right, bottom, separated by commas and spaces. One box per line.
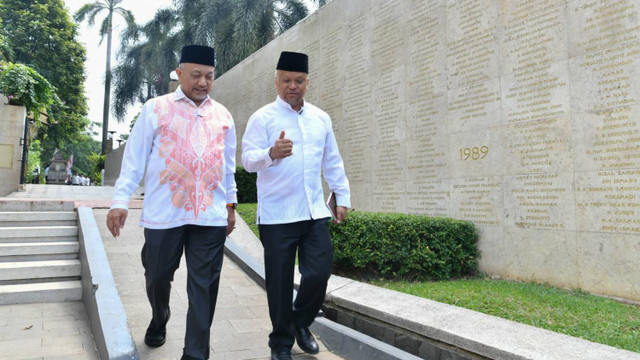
269, 130, 293, 160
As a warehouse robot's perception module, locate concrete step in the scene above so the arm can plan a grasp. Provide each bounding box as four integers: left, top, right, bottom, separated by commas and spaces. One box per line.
0, 220, 77, 227
0, 211, 77, 227
0, 259, 81, 283
0, 226, 78, 243
0, 200, 74, 212
0, 280, 82, 305
1, 276, 80, 285
0, 236, 78, 243
0, 241, 79, 262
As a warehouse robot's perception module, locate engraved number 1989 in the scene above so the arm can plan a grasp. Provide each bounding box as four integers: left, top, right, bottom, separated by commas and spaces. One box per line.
459, 146, 488, 160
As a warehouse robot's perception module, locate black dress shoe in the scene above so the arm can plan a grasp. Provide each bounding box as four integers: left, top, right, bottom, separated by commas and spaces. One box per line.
144, 325, 166, 347
294, 326, 319, 354
180, 355, 200, 360
271, 348, 292, 360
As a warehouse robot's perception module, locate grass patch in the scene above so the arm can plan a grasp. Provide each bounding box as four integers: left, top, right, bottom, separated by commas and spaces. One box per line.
237, 203, 259, 237
372, 278, 640, 353
235, 203, 640, 352
237, 203, 299, 264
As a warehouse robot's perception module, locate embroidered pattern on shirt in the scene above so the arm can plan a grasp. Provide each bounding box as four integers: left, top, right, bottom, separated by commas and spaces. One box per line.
153, 97, 230, 219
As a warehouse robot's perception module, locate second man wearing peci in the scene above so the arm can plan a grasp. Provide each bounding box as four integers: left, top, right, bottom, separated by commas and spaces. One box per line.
242, 51, 351, 360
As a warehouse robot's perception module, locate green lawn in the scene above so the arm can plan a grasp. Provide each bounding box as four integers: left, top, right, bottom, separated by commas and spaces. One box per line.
235, 203, 640, 353
373, 278, 640, 353
237, 203, 259, 236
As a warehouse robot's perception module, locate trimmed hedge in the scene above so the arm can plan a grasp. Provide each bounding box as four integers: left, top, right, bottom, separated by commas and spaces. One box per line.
329, 211, 479, 280
236, 166, 257, 203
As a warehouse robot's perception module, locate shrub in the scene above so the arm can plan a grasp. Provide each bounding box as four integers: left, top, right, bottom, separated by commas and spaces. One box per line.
0, 62, 61, 121
26, 139, 43, 183
87, 152, 105, 185
236, 166, 257, 203
330, 211, 479, 281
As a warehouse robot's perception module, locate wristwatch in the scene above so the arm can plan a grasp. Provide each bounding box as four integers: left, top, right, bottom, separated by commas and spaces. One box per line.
226, 203, 237, 210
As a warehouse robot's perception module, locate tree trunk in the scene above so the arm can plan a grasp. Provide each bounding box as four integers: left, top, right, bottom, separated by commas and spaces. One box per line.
101, 13, 113, 155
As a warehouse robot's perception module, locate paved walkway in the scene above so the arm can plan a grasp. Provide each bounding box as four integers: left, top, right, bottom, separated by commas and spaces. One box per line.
6, 185, 345, 360
7, 183, 144, 209
0, 301, 99, 360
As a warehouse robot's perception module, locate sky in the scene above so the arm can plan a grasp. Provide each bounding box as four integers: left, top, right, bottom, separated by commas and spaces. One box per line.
63, 0, 317, 147
63, 0, 174, 146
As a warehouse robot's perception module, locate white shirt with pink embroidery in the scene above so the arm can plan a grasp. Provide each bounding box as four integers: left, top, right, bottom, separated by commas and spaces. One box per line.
111, 87, 237, 229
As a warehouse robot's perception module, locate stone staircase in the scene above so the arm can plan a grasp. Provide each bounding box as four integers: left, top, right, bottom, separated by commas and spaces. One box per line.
0, 203, 82, 305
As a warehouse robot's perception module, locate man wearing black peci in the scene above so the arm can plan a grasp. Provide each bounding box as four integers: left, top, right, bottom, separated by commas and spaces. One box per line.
107, 45, 237, 360
241, 51, 351, 360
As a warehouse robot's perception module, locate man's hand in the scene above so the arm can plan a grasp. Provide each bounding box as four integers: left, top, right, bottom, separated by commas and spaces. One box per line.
333, 206, 348, 224
106, 208, 128, 237
269, 130, 293, 159
226, 207, 236, 236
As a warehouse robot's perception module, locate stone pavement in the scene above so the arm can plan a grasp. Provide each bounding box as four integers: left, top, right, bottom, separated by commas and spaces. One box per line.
4, 185, 345, 359
7, 184, 144, 209
93, 208, 344, 360
0, 301, 99, 360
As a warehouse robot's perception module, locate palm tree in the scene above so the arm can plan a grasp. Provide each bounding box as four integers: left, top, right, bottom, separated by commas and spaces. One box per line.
110, 0, 329, 121
112, 9, 181, 121
175, 0, 316, 75
74, 0, 136, 155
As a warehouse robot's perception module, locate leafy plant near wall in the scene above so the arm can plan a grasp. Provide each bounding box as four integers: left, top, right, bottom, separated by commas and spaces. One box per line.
87, 152, 106, 185
26, 140, 43, 184
236, 166, 257, 203
330, 211, 479, 280
0, 62, 61, 122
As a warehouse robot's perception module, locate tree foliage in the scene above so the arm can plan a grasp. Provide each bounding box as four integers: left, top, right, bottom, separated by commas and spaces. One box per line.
87, 151, 105, 183
74, 0, 135, 44
0, 0, 90, 168
74, 0, 136, 154
110, 0, 330, 125
179, 0, 331, 75
0, 62, 62, 120
0, 18, 11, 61
26, 140, 43, 183
64, 132, 102, 177
112, 8, 180, 121
184, 0, 309, 75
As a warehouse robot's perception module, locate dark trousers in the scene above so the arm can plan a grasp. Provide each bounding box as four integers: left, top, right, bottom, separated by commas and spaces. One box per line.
142, 225, 227, 360
259, 218, 333, 351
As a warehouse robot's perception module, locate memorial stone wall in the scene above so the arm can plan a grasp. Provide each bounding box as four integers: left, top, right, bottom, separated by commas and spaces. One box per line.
212, 0, 640, 301
0, 101, 25, 196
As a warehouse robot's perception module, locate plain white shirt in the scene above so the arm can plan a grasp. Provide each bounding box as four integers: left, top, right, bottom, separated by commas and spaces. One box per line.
242, 96, 350, 224
111, 87, 237, 229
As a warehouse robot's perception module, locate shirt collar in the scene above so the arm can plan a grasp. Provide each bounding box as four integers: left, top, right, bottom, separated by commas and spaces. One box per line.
174, 86, 212, 106
276, 96, 305, 114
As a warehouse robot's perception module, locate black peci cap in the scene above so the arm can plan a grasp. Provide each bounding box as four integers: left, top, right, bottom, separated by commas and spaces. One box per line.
276, 51, 308, 73
179, 45, 215, 67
